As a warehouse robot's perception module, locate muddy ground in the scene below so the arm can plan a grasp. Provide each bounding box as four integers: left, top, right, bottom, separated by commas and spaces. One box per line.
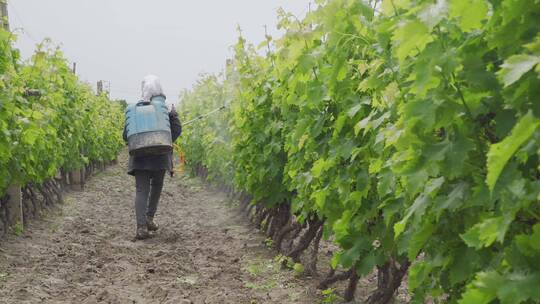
0, 150, 410, 304
0, 151, 327, 304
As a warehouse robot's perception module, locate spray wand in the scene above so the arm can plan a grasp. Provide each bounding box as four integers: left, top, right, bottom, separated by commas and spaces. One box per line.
181, 105, 228, 126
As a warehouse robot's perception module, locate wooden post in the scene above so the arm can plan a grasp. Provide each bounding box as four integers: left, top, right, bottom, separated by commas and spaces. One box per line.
6, 184, 23, 231
85, 164, 92, 178
69, 169, 83, 191
60, 168, 68, 188
80, 167, 86, 188
97, 80, 103, 95
55, 170, 62, 182
0, 0, 9, 31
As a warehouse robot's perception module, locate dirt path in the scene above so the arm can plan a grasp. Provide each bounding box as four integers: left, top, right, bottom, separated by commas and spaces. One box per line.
0, 151, 321, 304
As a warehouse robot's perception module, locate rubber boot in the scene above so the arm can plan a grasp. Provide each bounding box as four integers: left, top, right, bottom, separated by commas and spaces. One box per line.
136, 226, 150, 240
147, 216, 159, 231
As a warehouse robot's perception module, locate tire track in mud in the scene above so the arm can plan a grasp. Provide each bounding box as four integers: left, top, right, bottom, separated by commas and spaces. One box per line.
0, 151, 320, 304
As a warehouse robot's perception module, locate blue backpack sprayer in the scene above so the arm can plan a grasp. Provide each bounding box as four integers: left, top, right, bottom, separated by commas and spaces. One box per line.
124, 95, 172, 156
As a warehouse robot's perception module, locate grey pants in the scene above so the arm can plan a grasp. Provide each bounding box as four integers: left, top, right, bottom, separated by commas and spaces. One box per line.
134, 170, 166, 228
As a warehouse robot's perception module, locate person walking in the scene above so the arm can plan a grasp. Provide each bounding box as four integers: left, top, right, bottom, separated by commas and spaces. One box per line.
123, 75, 182, 240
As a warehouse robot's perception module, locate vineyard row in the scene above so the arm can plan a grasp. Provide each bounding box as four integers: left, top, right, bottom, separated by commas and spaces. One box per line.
179, 0, 540, 302
0, 31, 124, 233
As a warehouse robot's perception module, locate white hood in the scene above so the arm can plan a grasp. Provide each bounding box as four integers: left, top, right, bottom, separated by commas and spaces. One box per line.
141, 74, 164, 101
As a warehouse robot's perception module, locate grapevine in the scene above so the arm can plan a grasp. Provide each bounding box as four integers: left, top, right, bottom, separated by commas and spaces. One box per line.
0, 32, 124, 197
180, 0, 540, 302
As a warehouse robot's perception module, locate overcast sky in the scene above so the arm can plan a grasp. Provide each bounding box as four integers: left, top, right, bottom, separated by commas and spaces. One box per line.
7, 0, 311, 105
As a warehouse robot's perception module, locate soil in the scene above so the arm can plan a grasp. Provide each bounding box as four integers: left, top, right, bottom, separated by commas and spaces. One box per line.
0, 151, 323, 304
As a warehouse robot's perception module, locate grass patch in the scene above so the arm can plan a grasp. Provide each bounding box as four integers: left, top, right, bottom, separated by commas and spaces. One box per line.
13, 223, 23, 236
243, 258, 279, 277
176, 275, 198, 285
0, 272, 8, 282
321, 288, 343, 303
244, 279, 278, 291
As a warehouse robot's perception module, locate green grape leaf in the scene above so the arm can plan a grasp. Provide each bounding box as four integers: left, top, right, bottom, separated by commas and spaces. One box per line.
460, 271, 540, 304
459, 284, 497, 304
498, 273, 540, 303
515, 223, 540, 256
357, 252, 382, 276
486, 111, 540, 192
312, 158, 333, 178
525, 36, 540, 53
497, 54, 540, 87
395, 177, 444, 237
449, 246, 481, 285
435, 182, 468, 216
461, 216, 512, 249
340, 240, 367, 268
347, 104, 362, 118
381, 0, 411, 16
409, 261, 432, 291
408, 222, 434, 260
449, 0, 489, 32
22, 128, 40, 145
312, 189, 328, 210
392, 20, 434, 63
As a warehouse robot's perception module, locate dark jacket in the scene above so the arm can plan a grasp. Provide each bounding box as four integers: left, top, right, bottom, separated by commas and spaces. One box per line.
123, 108, 182, 175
